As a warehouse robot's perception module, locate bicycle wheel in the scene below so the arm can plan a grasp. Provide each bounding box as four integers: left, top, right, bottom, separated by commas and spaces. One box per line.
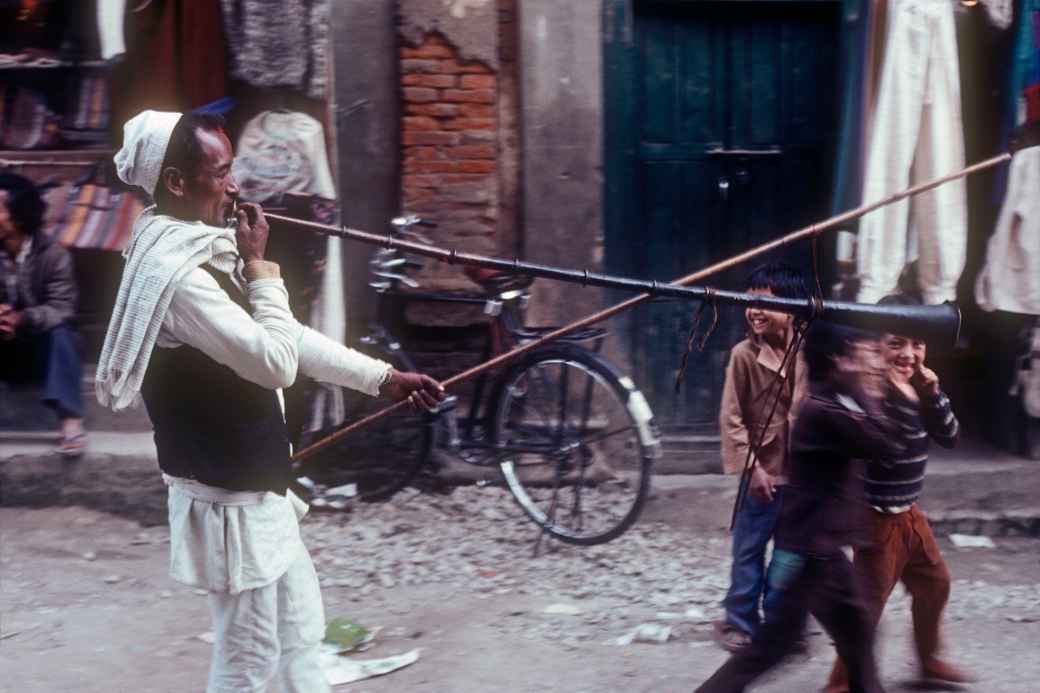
292, 363, 434, 506
490, 344, 658, 544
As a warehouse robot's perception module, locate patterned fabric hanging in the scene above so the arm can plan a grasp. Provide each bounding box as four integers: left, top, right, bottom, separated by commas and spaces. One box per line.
45, 181, 147, 252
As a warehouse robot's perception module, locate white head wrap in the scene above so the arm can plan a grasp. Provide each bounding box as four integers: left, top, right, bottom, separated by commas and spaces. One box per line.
114, 110, 183, 196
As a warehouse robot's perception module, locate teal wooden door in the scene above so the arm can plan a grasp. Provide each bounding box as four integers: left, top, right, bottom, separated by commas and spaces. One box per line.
605, 1, 841, 454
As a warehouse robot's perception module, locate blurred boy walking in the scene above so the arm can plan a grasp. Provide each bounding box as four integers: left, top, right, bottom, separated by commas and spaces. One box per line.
824, 293, 974, 692
695, 321, 904, 693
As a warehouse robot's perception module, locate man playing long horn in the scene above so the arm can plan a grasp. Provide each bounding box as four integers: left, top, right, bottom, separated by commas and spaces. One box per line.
97, 110, 444, 692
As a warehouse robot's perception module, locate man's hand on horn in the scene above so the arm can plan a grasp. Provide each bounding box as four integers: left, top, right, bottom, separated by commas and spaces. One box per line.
235, 202, 269, 264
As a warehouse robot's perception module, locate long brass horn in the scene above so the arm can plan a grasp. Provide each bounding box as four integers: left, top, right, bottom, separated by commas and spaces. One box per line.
714, 292, 962, 347
814, 300, 961, 346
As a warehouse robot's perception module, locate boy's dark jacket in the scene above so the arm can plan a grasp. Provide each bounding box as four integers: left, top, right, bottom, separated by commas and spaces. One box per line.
0, 236, 77, 335
775, 381, 905, 555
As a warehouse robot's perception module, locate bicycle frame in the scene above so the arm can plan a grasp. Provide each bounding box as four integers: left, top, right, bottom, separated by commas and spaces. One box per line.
360, 272, 609, 468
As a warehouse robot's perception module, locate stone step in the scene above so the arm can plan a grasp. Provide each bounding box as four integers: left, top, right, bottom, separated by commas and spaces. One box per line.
0, 365, 153, 433
3, 432, 1037, 540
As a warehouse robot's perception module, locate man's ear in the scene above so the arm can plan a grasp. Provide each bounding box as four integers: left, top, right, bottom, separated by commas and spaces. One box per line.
160, 166, 186, 199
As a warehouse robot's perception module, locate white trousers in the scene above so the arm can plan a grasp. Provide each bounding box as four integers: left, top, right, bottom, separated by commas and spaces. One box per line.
206, 545, 330, 693
857, 0, 967, 305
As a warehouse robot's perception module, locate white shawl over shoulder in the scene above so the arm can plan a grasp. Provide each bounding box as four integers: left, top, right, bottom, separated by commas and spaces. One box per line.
96, 207, 238, 410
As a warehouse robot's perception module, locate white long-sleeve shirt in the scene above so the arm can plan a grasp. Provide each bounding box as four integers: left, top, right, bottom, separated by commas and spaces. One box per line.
159, 261, 390, 594
156, 265, 390, 395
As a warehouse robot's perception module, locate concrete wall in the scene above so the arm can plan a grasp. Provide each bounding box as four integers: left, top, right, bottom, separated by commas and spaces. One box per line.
330, 0, 400, 335
519, 1, 606, 328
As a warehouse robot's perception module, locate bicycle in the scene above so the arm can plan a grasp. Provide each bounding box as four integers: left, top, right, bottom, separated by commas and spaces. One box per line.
293, 216, 661, 545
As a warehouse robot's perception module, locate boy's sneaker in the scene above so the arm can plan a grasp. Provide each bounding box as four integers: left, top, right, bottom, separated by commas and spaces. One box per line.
712, 620, 751, 653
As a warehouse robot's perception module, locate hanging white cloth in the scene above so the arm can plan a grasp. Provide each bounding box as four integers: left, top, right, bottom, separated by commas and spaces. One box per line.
975, 145, 1040, 314
856, 0, 968, 305
97, 0, 127, 60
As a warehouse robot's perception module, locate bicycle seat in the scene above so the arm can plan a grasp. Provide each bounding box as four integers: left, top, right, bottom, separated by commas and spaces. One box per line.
463, 265, 534, 293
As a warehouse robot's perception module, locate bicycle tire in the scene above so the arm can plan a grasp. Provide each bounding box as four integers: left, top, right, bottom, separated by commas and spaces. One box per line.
489, 343, 658, 544
291, 354, 433, 506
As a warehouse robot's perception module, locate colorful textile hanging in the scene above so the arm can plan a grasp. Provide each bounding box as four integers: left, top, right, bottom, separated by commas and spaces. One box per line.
46, 183, 146, 252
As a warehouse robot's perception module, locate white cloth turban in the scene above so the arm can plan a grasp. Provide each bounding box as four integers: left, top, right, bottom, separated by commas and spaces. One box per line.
114, 110, 183, 196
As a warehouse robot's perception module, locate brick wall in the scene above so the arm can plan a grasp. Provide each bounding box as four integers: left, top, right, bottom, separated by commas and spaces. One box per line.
400, 32, 499, 293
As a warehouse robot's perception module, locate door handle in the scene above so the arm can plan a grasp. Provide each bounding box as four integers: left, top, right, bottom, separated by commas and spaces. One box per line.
717, 176, 730, 201
706, 146, 781, 156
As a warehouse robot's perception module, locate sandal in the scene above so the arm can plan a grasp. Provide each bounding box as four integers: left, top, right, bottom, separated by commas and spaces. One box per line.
712, 619, 752, 653
56, 432, 88, 458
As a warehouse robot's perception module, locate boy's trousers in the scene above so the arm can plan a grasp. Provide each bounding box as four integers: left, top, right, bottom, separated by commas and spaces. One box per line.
722, 491, 784, 637
696, 551, 885, 693
825, 504, 952, 691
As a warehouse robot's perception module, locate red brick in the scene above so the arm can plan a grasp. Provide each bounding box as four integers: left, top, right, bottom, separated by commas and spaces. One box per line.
405, 160, 460, 174
457, 160, 497, 173
413, 74, 456, 88
403, 116, 440, 131
406, 147, 440, 161
401, 186, 434, 199
443, 118, 495, 131
403, 131, 461, 146
401, 43, 454, 59
460, 74, 496, 89
407, 103, 459, 117
441, 59, 492, 74
403, 174, 441, 188
459, 104, 495, 118
437, 174, 490, 185
442, 89, 495, 104
402, 87, 438, 103
449, 144, 496, 159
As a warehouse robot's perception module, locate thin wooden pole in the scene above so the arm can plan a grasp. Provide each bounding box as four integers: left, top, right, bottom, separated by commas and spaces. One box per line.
288, 152, 1010, 463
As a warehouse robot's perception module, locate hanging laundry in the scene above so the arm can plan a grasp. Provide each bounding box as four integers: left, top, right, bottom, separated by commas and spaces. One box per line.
232, 110, 337, 202
232, 110, 342, 338
97, 0, 128, 61
219, 0, 330, 100
975, 145, 1040, 315
856, 0, 968, 305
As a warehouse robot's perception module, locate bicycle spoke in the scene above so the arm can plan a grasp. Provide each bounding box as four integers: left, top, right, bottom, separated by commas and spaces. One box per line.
495, 349, 653, 545
557, 361, 570, 443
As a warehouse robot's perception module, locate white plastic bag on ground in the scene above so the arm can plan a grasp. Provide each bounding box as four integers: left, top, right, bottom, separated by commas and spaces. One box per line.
320, 648, 420, 686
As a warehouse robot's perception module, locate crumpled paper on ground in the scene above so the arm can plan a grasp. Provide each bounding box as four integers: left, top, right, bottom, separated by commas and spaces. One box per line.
612, 623, 672, 646
949, 534, 996, 549
320, 647, 420, 686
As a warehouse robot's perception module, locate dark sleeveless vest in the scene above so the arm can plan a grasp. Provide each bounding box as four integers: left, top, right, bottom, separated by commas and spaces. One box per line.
140, 267, 292, 494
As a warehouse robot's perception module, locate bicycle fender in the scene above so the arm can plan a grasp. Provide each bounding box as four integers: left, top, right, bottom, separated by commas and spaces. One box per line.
618, 376, 662, 457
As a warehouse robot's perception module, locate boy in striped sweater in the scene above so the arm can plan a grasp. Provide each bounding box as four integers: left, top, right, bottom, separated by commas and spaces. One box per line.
824, 294, 974, 692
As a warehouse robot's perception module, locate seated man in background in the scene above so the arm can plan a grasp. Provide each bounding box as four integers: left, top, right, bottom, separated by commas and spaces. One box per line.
0, 172, 86, 456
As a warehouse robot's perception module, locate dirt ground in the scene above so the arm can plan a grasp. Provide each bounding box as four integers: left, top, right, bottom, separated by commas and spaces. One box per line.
2, 498, 1039, 693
